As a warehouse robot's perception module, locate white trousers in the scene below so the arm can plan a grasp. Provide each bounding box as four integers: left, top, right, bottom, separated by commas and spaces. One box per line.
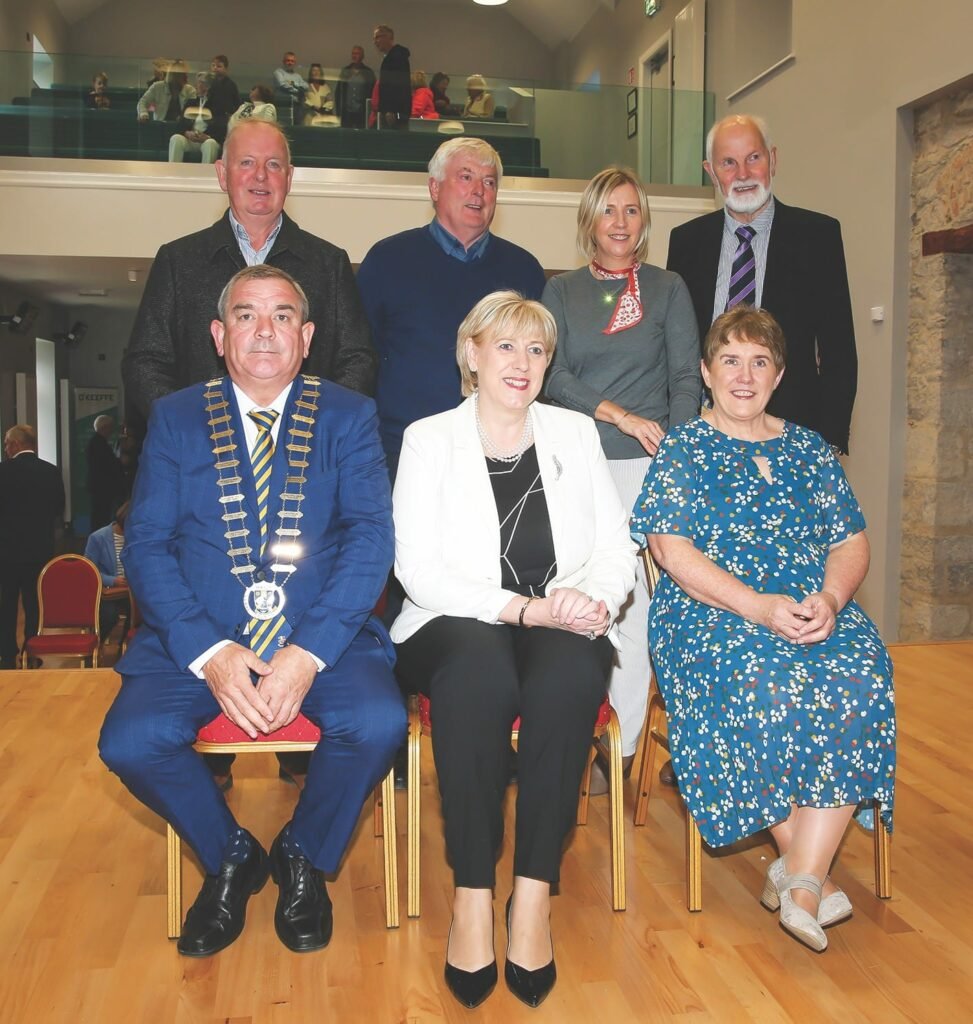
168, 134, 220, 164
607, 456, 653, 756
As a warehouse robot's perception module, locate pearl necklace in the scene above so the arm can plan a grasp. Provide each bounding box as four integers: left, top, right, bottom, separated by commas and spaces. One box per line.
473, 391, 534, 462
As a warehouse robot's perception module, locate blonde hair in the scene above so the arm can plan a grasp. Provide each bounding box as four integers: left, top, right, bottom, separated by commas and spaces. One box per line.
411, 70, 427, 90
576, 165, 651, 264
456, 291, 556, 397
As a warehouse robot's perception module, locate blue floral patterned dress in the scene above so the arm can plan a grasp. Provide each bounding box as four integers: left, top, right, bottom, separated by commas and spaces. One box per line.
631, 417, 895, 848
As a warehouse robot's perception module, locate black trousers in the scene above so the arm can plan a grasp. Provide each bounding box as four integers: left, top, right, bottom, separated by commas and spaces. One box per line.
395, 616, 611, 889
0, 560, 43, 664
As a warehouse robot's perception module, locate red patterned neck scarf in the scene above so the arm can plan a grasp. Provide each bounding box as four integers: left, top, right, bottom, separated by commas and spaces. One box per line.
591, 260, 642, 335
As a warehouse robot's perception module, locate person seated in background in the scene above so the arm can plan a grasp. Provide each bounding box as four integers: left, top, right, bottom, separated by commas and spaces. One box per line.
462, 74, 494, 119
169, 73, 221, 164
392, 291, 636, 1008
148, 58, 170, 85
138, 62, 195, 122
84, 501, 130, 640
303, 64, 335, 124
410, 71, 438, 119
86, 72, 111, 109
335, 45, 375, 129
273, 51, 308, 125
631, 305, 896, 953
430, 72, 452, 118
228, 85, 277, 131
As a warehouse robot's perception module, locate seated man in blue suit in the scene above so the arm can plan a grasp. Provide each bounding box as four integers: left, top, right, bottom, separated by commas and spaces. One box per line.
100, 265, 405, 957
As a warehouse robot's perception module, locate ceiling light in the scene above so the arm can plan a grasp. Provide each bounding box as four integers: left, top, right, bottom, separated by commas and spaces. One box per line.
128, 269, 138, 283
473, 0, 508, 6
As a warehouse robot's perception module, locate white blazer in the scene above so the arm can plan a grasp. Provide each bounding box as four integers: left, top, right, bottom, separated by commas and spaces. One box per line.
391, 398, 637, 646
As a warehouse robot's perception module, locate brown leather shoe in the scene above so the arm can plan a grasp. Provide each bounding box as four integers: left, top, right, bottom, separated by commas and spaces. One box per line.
659, 759, 677, 787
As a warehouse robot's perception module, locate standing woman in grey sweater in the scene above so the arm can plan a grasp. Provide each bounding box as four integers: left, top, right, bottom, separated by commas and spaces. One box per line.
543, 166, 701, 780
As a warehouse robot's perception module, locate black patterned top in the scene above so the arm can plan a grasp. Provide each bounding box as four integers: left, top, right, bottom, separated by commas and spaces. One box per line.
485, 444, 557, 597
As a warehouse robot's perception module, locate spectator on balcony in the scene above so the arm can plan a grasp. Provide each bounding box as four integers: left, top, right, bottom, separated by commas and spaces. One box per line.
410, 71, 438, 120
272, 51, 308, 126
86, 72, 111, 110
302, 64, 335, 124
228, 85, 277, 131
462, 75, 494, 120
336, 45, 375, 129
138, 62, 195, 123
430, 72, 453, 118
169, 75, 221, 164
205, 54, 241, 130
372, 24, 411, 130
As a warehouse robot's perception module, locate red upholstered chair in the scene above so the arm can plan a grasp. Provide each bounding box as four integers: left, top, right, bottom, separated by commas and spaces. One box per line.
406, 693, 625, 918
166, 712, 399, 936
22, 554, 102, 668
120, 588, 142, 654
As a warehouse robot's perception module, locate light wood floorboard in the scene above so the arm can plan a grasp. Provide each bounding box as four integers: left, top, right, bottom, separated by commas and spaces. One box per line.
0, 642, 970, 1022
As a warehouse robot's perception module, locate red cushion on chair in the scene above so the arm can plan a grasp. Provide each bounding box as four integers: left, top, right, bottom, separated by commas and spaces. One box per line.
197, 711, 322, 744
25, 633, 99, 657
417, 693, 612, 732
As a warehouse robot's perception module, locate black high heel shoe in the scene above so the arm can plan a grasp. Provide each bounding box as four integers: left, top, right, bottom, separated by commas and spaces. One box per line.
504, 895, 556, 1008
444, 917, 497, 1008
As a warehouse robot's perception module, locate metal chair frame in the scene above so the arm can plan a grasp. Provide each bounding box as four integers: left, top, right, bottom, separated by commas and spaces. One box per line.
22, 554, 102, 668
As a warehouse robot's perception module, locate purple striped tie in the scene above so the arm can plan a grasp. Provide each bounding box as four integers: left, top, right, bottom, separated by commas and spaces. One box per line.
726, 225, 757, 311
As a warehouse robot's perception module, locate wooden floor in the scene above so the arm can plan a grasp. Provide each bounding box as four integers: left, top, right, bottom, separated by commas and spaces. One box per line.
0, 642, 970, 1023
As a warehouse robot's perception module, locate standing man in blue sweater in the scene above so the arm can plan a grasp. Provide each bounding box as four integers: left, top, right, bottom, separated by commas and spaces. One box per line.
357, 137, 546, 480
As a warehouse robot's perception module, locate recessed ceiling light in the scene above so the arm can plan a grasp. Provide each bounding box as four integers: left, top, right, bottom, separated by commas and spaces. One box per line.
78, 288, 108, 296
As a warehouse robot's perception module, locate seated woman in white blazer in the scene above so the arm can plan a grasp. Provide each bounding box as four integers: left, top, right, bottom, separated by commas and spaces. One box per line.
392, 291, 636, 1010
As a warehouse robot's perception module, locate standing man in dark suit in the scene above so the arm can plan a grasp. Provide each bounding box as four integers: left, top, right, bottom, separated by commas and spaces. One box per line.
667, 114, 857, 453
100, 265, 405, 957
86, 414, 124, 531
0, 425, 65, 668
123, 118, 375, 422
372, 24, 411, 130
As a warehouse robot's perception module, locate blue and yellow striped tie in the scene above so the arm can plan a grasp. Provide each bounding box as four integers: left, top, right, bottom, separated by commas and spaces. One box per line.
247, 409, 286, 657
248, 409, 278, 557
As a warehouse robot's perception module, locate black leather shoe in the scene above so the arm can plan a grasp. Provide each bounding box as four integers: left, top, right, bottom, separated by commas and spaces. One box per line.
504, 896, 556, 1008
659, 758, 678, 787
269, 828, 333, 952
176, 837, 269, 957
444, 915, 497, 1008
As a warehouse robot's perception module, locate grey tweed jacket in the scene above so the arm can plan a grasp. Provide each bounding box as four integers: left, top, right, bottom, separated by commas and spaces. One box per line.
123, 210, 376, 417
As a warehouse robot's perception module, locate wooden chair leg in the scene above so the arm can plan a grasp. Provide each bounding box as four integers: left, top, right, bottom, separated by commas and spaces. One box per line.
634, 691, 665, 827
166, 824, 182, 939
686, 814, 702, 912
373, 784, 384, 837
407, 696, 421, 919
577, 743, 596, 826
605, 709, 626, 911
381, 767, 399, 928
874, 801, 892, 899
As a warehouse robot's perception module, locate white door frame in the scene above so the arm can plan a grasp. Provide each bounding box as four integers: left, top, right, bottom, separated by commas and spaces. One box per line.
638, 29, 673, 185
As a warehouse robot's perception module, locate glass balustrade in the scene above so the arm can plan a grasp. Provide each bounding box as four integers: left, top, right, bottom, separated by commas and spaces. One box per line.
0, 50, 713, 185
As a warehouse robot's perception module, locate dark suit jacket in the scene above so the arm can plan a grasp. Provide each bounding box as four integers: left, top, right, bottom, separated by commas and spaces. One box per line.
117, 376, 394, 677
0, 452, 65, 564
667, 199, 857, 452
377, 44, 411, 121
122, 211, 376, 419
86, 432, 123, 495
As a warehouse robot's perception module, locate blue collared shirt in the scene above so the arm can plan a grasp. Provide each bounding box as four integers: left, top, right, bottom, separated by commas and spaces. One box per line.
712, 197, 775, 320
427, 219, 491, 263
229, 210, 283, 266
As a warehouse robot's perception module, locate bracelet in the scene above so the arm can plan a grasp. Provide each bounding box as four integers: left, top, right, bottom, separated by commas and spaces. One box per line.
518, 595, 537, 627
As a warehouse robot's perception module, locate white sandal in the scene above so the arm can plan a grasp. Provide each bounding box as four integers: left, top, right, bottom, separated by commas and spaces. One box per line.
761, 857, 828, 952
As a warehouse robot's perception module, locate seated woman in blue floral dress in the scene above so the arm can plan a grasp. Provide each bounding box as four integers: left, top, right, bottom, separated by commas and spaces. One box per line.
631, 306, 895, 953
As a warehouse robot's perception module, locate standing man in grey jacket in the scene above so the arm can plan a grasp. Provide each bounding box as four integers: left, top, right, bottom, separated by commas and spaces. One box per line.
123, 118, 375, 422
